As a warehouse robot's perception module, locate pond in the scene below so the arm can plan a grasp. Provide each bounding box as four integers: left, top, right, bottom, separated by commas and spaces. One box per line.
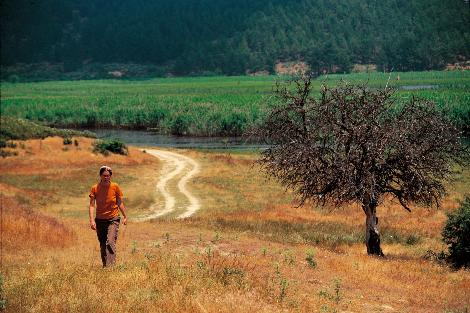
91, 129, 469, 150
92, 129, 266, 150
399, 84, 439, 90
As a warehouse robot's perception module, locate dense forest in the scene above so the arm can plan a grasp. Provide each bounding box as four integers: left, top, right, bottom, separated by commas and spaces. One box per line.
1, 0, 470, 77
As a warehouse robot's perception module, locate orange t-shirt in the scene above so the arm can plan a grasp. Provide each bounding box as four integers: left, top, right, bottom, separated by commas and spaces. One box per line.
89, 182, 123, 219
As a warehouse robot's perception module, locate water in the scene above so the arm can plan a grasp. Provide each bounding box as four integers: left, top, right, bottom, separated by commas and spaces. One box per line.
400, 84, 438, 90
92, 129, 266, 150
91, 129, 469, 150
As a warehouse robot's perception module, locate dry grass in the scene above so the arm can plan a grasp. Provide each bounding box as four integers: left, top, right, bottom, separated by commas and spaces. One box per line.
0, 137, 159, 216
1, 196, 75, 251
1, 142, 469, 312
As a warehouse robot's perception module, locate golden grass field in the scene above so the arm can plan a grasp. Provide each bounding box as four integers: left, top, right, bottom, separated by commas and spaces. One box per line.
1, 137, 469, 312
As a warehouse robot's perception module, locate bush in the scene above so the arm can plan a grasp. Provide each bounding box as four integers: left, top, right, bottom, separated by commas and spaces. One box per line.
305, 250, 317, 269
63, 137, 72, 145
0, 273, 6, 310
93, 139, 128, 156
442, 197, 470, 268
0, 150, 18, 158
0, 138, 18, 158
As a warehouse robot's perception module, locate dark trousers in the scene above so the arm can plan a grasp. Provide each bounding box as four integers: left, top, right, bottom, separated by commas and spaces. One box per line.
95, 217, 120, 267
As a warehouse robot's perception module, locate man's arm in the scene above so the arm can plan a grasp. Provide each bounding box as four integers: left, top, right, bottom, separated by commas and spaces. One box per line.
89, 197, 96, 230
117, 197, 128, 225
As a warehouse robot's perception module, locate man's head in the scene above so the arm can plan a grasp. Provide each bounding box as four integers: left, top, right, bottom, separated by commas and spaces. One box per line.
99, 165, 112, 183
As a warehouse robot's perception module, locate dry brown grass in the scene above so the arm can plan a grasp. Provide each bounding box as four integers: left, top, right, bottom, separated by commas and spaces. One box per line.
1, 196, 75, 251
0, 136, 155, 175
0, 137, 159, 215
1, 143, 469, 313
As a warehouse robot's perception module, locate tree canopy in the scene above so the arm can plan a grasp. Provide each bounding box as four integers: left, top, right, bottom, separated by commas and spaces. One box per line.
2, 0, 470, 75
253, 75, 469, 255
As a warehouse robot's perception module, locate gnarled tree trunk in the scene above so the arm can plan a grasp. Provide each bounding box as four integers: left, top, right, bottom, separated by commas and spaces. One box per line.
363, 200, 384, 256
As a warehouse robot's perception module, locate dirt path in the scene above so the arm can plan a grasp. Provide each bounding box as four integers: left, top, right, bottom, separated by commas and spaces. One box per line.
137, 149, 201, 220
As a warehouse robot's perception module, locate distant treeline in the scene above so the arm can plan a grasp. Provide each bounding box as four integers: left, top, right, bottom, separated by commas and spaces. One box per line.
1, 0, 470, 77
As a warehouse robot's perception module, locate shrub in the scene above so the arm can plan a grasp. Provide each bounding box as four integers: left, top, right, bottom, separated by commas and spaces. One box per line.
6, 141, 17, 148
63, 137, 72, 145
0, 139, 15, 149
0, 150, 18, 158
442, 197, 470, 268
0, 273, 6, 310
423, 249, 447, 264
405, 234, 421, 245
305, 250, 317, 269
93, 138, 128, 156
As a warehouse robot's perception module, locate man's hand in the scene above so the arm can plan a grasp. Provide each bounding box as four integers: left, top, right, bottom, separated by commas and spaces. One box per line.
122, 216, 127, 225
90, 220, 96, 230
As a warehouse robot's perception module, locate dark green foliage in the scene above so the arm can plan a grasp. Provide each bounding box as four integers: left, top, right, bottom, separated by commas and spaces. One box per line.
1, 63, 168, 82
170, 115, 190, 136
423, 249, 447, 264
93, 139, 128, 156
442, 197, 470, 268
1, 0, 469, 77
63, 137, 72, 145
0, 116, 95, 141
405, 234, 421, 246
221, 112, 247, 136
0, 150, 18, 158
0, 273, 6, 310
0, 116, 93, 157
0, 137, 18, 157
7, 74, 20, 83
305, 251, 317, 269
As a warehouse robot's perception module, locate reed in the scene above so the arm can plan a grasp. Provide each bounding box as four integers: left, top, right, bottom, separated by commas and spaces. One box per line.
1, 71, 468, 135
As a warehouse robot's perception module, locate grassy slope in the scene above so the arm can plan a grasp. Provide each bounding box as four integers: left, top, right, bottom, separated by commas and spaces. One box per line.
1, 71, 469, 135
0, 116, 96, 141
1, 139, 469, 312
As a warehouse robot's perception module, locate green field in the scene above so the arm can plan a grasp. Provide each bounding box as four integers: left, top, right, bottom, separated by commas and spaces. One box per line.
1, 71, 469, 136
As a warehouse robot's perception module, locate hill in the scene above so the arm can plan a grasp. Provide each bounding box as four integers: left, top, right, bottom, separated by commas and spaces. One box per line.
2, 0, 470, 79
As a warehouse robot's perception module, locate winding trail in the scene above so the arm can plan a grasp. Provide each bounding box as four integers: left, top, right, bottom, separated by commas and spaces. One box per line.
137, 149, 201, 220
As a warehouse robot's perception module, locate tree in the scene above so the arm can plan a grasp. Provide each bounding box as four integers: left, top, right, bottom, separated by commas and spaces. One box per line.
253, 75, 468, 256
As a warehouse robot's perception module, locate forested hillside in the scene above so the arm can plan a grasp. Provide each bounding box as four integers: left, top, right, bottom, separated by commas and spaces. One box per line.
2, 0, 470, 77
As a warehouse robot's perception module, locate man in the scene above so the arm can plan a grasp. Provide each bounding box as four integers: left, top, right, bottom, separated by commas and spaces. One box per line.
89, 165, 128, 267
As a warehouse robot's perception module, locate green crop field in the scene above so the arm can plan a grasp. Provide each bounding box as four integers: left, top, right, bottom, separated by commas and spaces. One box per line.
323, 71, 470, 132
1, 71, 469, 136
